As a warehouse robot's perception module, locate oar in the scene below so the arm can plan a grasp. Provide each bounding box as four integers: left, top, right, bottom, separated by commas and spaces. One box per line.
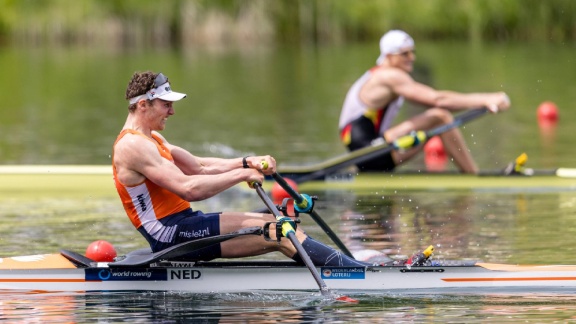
252, 182, 334, 298
271, 172, 354, 258
292, 107, 490, 183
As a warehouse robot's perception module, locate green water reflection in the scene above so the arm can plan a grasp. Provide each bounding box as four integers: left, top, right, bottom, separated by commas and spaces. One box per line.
319, 189, 576, 265
1, 41, 575, 170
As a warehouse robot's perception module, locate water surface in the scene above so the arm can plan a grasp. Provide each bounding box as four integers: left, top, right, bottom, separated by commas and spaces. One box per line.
1, 40, 575, 321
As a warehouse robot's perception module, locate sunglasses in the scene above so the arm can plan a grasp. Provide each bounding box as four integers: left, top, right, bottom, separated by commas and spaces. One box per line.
394, 50, 415, 57
154, 73, 168, 88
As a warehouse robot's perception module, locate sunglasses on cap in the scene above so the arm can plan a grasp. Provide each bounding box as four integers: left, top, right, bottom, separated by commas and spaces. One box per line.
154, 73, 168, 88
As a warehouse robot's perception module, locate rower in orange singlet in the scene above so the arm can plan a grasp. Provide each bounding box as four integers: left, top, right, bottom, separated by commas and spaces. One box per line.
112, 71, 369, 266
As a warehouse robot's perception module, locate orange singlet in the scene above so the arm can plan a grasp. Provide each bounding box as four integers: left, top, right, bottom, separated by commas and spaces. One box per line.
112, 129, 190, 243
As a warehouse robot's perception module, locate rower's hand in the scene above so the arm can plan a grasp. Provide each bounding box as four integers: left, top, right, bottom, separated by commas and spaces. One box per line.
249, 155, 276, 175
485, 92, 511, 113
245, 170, 264, 189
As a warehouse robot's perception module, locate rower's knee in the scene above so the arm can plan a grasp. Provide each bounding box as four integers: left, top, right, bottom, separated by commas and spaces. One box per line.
428, 108, 454, 125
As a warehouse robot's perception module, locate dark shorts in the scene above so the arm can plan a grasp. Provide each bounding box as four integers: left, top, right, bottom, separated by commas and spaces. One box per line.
137, 208, 222, 261
344, 116, 396, 172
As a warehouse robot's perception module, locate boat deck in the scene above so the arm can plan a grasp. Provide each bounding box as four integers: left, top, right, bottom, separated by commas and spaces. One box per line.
297, 172, 576, 192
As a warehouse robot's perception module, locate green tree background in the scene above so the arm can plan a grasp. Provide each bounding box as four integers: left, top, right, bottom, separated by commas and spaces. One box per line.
0, 0, 574, 47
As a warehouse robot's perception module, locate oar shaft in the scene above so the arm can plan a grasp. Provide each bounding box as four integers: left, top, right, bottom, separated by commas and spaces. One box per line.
272, 173, 304, 204
272, 173, 354, 258
253, 183, 331, 297
426, 107, 488, 138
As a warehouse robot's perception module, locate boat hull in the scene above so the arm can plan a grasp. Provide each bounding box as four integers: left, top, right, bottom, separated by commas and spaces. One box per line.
1, 254, 576, 293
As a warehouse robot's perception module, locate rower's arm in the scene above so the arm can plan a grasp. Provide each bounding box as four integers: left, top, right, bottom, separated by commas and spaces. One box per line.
154, 132, 276, 176
117, 134, 262, 201
374, 68, 510, 112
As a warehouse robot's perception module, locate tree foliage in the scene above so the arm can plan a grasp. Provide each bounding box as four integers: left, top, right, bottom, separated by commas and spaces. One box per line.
0, 0, 573, 47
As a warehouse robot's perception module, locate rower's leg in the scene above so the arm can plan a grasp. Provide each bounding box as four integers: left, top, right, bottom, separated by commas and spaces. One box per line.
439, 128, 478, 174
385, 108, 478, 174
429, 109, 478, 174
293, 237, 370, 267
219, 212, 301, 258
219, 212, 369, 266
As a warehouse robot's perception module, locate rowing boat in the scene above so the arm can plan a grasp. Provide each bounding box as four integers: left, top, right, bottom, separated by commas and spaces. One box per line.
296, 170, 576, 192
2, 248, 576, 294
1, 227, 575, 295
1, 169, 576, 295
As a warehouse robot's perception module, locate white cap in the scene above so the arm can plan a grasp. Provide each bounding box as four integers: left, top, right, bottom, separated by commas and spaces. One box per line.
128, 81, 187, 105
376, 30, 415, 65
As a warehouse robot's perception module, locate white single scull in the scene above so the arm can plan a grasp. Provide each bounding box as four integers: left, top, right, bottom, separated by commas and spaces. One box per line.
1, 250, 576, 294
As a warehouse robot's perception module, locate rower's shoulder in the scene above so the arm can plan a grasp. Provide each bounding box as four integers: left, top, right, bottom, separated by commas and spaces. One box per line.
151, 131, 169, 144
114, 131, 157, 157
371, 66, 411, 81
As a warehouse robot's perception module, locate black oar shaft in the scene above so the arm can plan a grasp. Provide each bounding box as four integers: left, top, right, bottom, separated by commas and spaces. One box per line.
426, 107, 488, 138
253, 183, 331, 297
272, 173, 304, 204
272, 173, 354, 258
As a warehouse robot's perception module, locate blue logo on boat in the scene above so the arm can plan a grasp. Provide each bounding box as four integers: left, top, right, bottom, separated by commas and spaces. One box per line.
320, 267, 365, 279
85, 268, 168, 281
98, 269, 111, 280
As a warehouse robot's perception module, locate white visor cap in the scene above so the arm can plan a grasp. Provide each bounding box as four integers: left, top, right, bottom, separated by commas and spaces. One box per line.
128, 82, 187, 105
376, 30, 415, 65
147, 82, 186, 102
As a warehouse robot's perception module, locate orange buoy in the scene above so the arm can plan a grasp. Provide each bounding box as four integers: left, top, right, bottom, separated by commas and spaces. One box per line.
537, 101, 559, 123
424, 136, 447, 171
425, 154, 448, 172
271, 178, 298, 201
424, 136, 446, 159
85, 240, 117, 262
336, 295, 359, 303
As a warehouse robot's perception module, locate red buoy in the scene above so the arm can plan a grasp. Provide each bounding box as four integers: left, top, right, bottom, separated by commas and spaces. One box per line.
86, 240, 117, 262
424, 136, 446, 159
424, 136, 447, 171
271, 178, 298, 201
537, 101, 559, 123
